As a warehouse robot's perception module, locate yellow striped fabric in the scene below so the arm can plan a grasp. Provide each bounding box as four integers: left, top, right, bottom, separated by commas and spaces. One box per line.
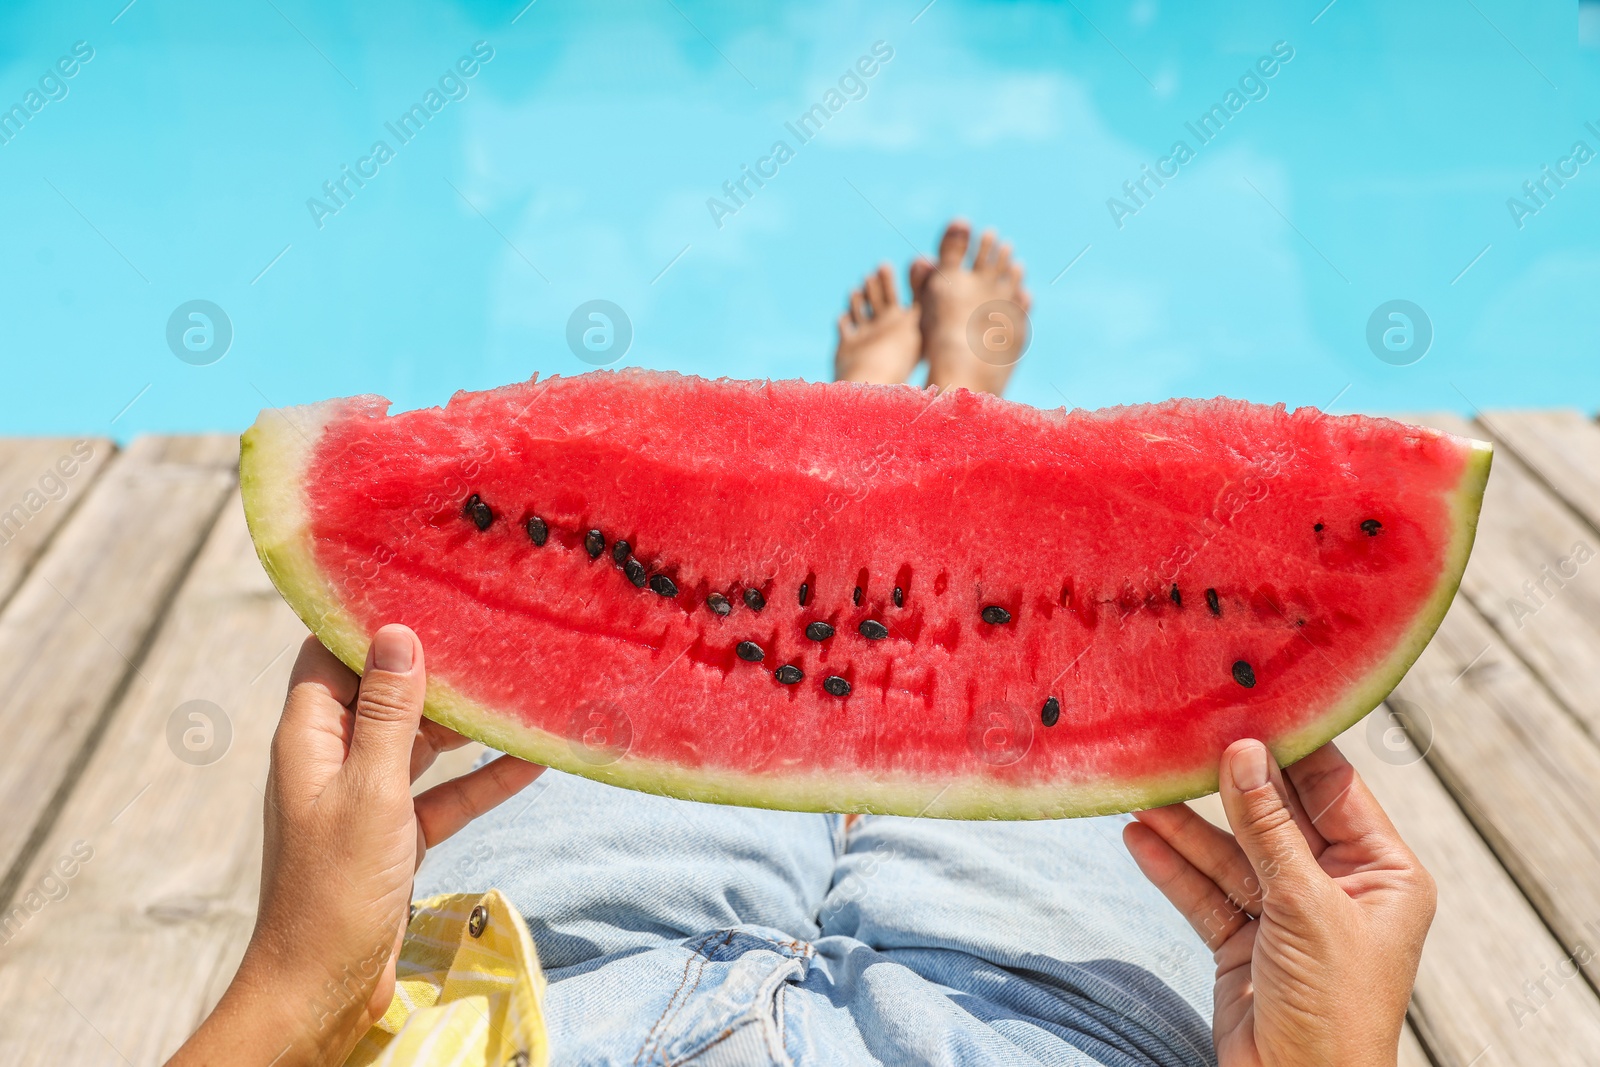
344, 890, 549, 1067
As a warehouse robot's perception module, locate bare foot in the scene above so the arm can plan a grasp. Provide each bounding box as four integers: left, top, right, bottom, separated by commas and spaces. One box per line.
917, 219, 1031, 396
834, 262, 922, 386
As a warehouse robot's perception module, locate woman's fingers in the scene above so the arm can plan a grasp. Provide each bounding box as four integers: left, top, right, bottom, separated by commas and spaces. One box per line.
283, 635, 360, 714
1124, 821, 1251, 950
1285, 742, 1399, 851
1279, 756, 1331, 858
408, 718, 478, 783
1220, 739, 1333, 919
273, 636, 362, 784
347, 625, 428, 785
420, 719, 474, 749
1132, 804, 1265, 916
414, 755, 545, 850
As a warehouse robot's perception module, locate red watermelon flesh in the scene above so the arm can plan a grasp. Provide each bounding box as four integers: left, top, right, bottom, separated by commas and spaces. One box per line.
240, 371, 1489, 818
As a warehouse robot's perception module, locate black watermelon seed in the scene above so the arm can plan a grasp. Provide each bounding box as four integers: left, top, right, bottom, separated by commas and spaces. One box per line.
980, 605, 1012, 625
525, 516, 549, 546
612, 540, 631, 565
1205, 588, 1221, 616
1041, 696, 1061, 727
805, 621, 835, 641
585, 530, 605, 559
736, 640, 764, 662
823, 675, 851, 697
853, 586, 863, 606
463, 494, 493, 531
893, 586, 904, 607
624, 558, 648, 588
798, 583, 809, 607
1169, 585, 1181, 607
1232, 660, 1257, 688
775, 664, 803, 685
744, 588, 766, 612
706, 592, 732, 616
859, 619, 889, 640
1361, 519, 1383, 536
1313, 522, 1324, 533
649, 574, 679, 598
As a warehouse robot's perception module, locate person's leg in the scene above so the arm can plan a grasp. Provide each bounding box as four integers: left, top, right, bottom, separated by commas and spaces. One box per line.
415, 766, 841, 967
416, 767, 852, 1064
796, 813, 1216, 1067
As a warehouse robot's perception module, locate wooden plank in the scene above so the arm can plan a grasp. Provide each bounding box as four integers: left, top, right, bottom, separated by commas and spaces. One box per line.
1476, 410, 1600, 534
0, 437, 115, 613
133, 434, 239, 470
1340, 709, 1600, 1065
411, 740, 490, 794
1383, 591, 1600, 993
0, 435, 236, 909
1409, 412, 1600, 735
0, 491, 305, 1065
1398, 1024, 1433, 1067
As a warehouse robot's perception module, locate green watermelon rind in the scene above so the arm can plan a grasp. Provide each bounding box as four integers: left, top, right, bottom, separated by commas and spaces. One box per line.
240, 398, 1491, 820
1267, 435, 1491, 772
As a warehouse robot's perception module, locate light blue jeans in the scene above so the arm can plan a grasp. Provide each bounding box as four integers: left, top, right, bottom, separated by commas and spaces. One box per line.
415, 769, 1217, 1066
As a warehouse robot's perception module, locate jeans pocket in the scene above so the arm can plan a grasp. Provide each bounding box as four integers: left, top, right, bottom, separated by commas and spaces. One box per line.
638, 928, 813, 1067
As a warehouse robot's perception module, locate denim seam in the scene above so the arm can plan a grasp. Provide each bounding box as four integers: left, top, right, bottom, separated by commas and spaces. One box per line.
830, 813, 851, 858
634, 930, 727, 1066
750, 954, 806, 1064
667, 1024, 744, 1066
771, 981, 798, 1067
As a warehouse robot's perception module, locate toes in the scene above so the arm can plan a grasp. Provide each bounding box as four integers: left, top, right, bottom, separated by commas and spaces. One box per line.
876, 263, 901, 310
837, 312, 853, 340
974, 229, 998, 273
864, 270, 888, 316
849, 288, 867, 325
937, 219, 971, 269
1010, 264, 1032, 313
994, 242, 1013, 276
908, 257, 933, 300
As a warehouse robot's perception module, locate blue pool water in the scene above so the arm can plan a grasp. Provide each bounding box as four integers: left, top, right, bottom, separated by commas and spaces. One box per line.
2, 0, 1597, 438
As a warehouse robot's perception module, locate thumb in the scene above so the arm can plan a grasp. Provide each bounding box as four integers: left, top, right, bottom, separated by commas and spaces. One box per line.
348, 624, 426, 783
1220, 739, 1326, 914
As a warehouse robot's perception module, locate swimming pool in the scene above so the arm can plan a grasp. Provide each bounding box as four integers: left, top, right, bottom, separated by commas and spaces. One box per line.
2, 0, 1595, 438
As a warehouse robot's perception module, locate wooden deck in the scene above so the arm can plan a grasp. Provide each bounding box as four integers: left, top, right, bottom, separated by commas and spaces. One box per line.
1, 415, 1599, 1064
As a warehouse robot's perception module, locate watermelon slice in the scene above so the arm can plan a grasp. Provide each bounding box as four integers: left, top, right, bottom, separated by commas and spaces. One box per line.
240, 372, 1489, 819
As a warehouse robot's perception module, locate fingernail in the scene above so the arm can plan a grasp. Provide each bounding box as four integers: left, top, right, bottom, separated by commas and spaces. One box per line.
1231, 742, 1269, 791
373, 626, 414, 672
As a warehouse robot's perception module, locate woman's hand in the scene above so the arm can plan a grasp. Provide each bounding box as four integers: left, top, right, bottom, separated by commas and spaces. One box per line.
1124, 739, 1435, 1067
168, 626, 543, 1066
